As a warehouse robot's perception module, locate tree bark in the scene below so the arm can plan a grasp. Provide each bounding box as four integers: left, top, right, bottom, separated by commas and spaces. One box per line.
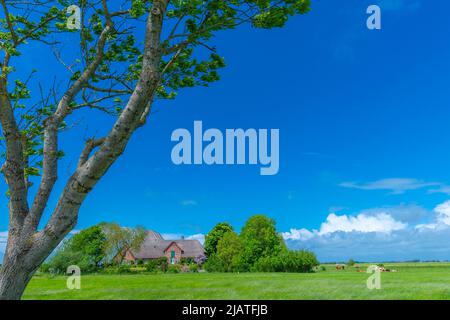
0, 256, 36, 300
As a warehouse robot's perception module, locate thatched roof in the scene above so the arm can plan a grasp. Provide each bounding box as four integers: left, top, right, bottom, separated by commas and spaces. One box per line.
144, 230, 163, 241
130, 231, 204, 260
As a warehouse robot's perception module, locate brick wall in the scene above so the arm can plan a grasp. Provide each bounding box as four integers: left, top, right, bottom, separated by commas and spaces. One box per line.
164, 242, 183, 264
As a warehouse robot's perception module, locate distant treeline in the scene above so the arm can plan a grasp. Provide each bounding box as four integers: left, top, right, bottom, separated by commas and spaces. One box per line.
39, 215, 319, 275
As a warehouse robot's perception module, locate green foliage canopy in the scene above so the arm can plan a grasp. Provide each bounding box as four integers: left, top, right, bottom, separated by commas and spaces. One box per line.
204, 222, 234, 257
239, 214, 286, 269
42, 224, 106, 274
101, 222, 146, 264
215, 230, 243, 272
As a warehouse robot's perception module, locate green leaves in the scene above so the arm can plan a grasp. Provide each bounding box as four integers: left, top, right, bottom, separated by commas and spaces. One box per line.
0, 0, 310, 183
204, 222, 234, 257
42, 224, 107, 274
253, 0, 311, 28
130, 0, 149, 18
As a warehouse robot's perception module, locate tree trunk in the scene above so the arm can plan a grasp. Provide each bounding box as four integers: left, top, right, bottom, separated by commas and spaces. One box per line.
0, 206, 76, 300
0, 255, 36, 300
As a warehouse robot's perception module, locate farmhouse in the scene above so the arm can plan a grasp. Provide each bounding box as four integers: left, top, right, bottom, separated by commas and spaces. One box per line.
123, 230, 205, 264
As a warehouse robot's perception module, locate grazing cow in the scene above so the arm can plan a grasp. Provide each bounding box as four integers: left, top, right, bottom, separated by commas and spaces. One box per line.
336, 264, 345, 270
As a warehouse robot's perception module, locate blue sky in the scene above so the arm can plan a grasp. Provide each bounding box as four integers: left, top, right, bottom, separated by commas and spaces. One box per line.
2, 0, 450, 262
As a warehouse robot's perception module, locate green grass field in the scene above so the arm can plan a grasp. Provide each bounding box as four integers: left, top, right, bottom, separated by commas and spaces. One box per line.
23, 263, 450, 300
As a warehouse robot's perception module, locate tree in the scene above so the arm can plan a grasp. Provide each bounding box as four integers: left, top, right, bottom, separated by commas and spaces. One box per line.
204, 222, 234, 258
101, 223, 146, 264
216, 230, 243, 272
240, 215, 286, 269
42, 225, 106, 274
0, 0, 311, 299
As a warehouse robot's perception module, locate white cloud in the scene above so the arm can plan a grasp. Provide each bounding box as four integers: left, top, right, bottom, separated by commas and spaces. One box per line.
319, 212, 407, 234
161, 233, 205, 244
435, 201, 450, 225
340, 178, 439, 194
186, 233, 205, 244
282, 228, 314, 241
284, 201, 450, 262
283, 209, 408, 241
417, 200, 450, 230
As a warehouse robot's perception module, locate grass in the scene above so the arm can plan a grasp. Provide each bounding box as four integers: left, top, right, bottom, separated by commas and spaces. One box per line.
23, 262, 450, 300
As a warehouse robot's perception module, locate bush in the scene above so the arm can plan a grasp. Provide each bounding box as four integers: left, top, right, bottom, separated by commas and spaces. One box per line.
43, 225, 106, 274
39, 263, 51, 274
194, 254, 206, 265
167, 264, 181, 273
145, 257, 168, 273
102, 266, 120, 274
189, 263, 199, 273
100, 264, 134, 274
180, 257, 194, 265
347, 259, 356, 267
252, 250, 319, 273
203, 254, 224, 272
118, 264, 133, 274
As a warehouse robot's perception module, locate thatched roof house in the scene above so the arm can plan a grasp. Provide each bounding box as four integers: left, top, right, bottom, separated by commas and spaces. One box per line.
124, 230, 204, 264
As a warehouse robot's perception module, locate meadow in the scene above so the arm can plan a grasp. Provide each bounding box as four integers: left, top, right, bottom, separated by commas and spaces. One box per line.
22, 262, 450, 300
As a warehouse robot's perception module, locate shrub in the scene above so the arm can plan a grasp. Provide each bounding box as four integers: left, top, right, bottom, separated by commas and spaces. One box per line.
167, 264, 181, 273
181, 264, 190, 273
347, 259, 356, 267
158, 257, 169, 272
194, 254, 206, 265
102, 266, 120, 274
203, 254, 224, 272
101, 265, 134, 274
39, 263, 51, 273
145, 257, 169, 273
180, 257, 194, 265
118, 264, 133, 274
44, 225, 106, 274
253, 250, 319, 273
189, 263, 199, 273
